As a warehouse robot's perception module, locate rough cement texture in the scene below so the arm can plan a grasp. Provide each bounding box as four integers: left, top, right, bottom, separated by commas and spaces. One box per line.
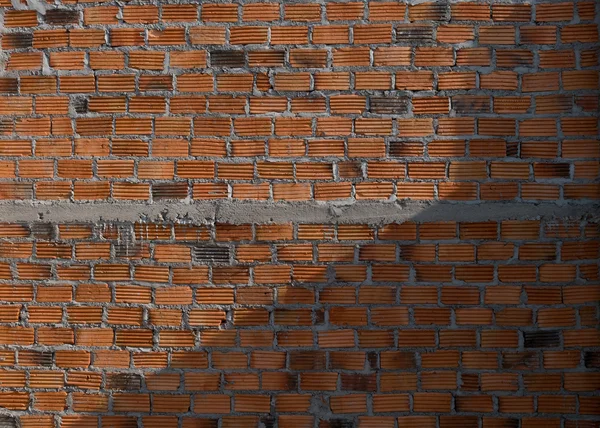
9, 0, 46, 14
3, 200, 599, 225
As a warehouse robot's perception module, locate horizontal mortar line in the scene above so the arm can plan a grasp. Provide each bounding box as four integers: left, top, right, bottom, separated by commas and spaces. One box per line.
0, 201, 597, 225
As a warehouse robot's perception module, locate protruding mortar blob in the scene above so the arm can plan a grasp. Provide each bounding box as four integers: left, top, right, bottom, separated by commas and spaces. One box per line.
10, 0, 47, 14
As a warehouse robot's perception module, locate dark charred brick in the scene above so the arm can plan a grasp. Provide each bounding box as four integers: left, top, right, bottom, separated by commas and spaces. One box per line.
72, 97, 89, 114
18, 350, 53, 367
323, 419, 355, 428
370, 97, 410, 115
211, 51, 246, 68
152, 182, 189, 200
193, 246, 231, 263
503, 420, 520, 428
260, 416, 276, 428
452, 95, 491, 113
45, 9, 79, 25
585, 351, 600, 368
396, 24, 434, 42
2, 33, 33, 49
367, 352, 379, 370
534, 163, 571, 179
506, 142, 519, 157
524, 331, 560, 348
31, 223, 55, 240
0, 79, 18, 94
106, 373, 143, 390
411, 3, 449, 21
314, 309, 325, 324
340, 373, 377, 391
289, 351, 326, 370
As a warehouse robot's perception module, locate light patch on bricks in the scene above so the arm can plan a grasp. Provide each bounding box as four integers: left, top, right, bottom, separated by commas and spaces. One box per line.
10, 0, 46, 14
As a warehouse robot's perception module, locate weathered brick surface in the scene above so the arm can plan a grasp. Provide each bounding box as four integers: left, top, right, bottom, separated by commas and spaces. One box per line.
0, 220, 597, 426
1, 0, 599, 426
0, 0, 598, 201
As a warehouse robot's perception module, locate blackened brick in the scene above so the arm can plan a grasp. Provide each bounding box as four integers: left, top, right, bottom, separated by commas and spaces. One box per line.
2, 33, 33, 49
45, 9, 79, 25
524, 331, 560, 348
106, 373, 143, 390
193, 246, 231, 263
370, 97, 410, 115
340, 373, 377, 391
210, 51, 246, 68
72, 97, 89, 114
585, 351, 600, 368
31, 223, 54, 239
452, 96, 491, 113
396, 24, 434, 42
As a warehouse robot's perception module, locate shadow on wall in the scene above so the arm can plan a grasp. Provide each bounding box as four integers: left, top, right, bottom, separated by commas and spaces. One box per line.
2, 194, 598, 428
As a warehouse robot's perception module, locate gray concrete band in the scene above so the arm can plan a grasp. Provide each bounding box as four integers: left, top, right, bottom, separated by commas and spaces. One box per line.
1, 201, 598, 224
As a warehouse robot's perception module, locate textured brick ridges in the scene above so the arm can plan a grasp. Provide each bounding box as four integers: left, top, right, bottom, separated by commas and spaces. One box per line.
0, 219, 598, 426
1, 0, 599, 202
0, 0, 599, 425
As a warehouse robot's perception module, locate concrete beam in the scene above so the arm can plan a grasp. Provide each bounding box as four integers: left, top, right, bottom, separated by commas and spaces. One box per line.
1, 201, 597, 225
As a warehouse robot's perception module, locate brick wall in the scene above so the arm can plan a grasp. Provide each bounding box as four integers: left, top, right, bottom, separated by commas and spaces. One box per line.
0, 1, 599, 201
0, 219, 598, 428
0, 0, 599, 426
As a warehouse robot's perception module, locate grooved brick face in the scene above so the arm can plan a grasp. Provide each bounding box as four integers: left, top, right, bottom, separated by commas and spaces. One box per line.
0, 219, 596, 426
0, 0, 598, 202
0, 0, 599, 426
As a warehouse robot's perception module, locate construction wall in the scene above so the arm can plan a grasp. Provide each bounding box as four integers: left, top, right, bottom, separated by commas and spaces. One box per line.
0, 0, 598, 426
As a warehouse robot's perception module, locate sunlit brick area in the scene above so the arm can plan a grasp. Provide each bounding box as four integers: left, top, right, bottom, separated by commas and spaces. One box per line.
0, 0, 599, 426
